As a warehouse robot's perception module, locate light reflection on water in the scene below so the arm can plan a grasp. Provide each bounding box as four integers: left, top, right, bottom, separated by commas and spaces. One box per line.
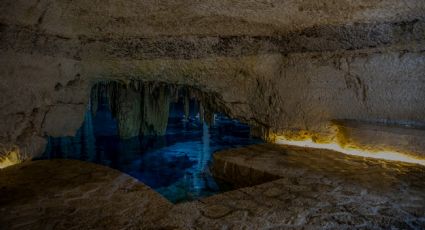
40, 100, 261, 203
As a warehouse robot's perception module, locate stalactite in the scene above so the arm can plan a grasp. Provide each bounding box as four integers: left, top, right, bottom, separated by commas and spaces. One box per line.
184, 92, 190, 121
141, 84, 170, 136
90, 84, 99, 116
199, 102, 204, 124
90, 80, 230, 138
169, 85, 179, 103
115, 84, 143, 139
204, 107, 214, 126
193, 100, 198, 118
108, 82, 120, 118
197, 93, 215, 126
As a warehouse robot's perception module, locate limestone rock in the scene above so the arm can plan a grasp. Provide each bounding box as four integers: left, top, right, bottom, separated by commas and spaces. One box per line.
41, 104, 86, 137
0, 0, 424, 158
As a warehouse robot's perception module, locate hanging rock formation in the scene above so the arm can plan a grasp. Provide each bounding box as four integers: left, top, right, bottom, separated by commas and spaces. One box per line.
115, 85, 143, 139
141, 83, 171, 136
90, 81, 227, 139
183, 92, 190, 122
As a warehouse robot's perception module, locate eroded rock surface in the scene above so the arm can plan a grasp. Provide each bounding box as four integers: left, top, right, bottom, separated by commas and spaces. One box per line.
1, 1, 425, 159
1, 145, 424, 229
334, 119, 425, 157
163, 144, 425, 229
0, 160, 172, 229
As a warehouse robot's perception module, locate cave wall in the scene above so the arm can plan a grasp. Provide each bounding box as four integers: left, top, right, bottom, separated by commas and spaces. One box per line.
1, 0, 425, 158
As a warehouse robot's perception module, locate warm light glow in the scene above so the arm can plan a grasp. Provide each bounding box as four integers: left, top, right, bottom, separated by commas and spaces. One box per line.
0, 151, 20, 169
275, 136, 425, 166
0, 145, 26, 169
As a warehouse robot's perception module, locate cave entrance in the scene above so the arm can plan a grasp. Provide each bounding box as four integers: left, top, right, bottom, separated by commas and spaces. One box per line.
41, 80, 262, 203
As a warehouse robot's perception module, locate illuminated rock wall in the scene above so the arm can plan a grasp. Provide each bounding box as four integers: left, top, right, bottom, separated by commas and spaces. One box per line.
1, 0, 425, 159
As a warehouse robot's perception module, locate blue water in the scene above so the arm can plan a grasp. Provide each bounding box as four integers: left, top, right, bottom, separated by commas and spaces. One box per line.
41, 100, 261, 203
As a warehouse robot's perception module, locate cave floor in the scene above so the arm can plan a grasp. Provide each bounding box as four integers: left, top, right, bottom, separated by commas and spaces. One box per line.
1, 144, 424, 229
0, 159, 173, 229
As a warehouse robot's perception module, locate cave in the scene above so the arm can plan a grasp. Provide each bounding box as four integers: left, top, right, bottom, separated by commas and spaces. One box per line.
41, 81, 263, 203
1, 1, 425, 229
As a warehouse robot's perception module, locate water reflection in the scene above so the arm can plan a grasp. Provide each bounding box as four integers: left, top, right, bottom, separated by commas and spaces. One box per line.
41, 99, 261, 203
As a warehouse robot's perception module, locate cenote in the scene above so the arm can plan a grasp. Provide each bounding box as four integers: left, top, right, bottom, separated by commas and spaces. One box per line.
39, 81, 262, 203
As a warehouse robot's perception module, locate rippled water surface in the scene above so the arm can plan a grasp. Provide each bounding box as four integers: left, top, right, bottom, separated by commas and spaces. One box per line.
40, 100, 261, 203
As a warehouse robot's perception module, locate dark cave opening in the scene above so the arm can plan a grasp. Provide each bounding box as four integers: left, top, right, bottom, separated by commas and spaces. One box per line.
39, 80, 262, 203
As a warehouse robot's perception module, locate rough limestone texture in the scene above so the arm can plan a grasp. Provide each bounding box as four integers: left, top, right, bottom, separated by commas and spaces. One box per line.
191, 144, 425, 229
0, 159, 172, 229
141, 84, 171, 136
1, 1, 425, 157
334, 119, 425, 157
115, 85, 143, 139
1, 145, 424, 229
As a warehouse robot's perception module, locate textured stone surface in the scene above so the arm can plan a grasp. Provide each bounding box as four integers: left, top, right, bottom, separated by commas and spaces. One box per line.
162, 144, 425, 229
1, 1, 425, 228
334, 119, 425, 157
1, 145, 424, 229
2, 0, 424, 37
0, 160, 172, 229
2, 20, 425, 60
1, 1, 425, 158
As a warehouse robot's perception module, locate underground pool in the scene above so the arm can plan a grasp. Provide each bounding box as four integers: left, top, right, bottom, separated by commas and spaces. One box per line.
39, 83, 262, 203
